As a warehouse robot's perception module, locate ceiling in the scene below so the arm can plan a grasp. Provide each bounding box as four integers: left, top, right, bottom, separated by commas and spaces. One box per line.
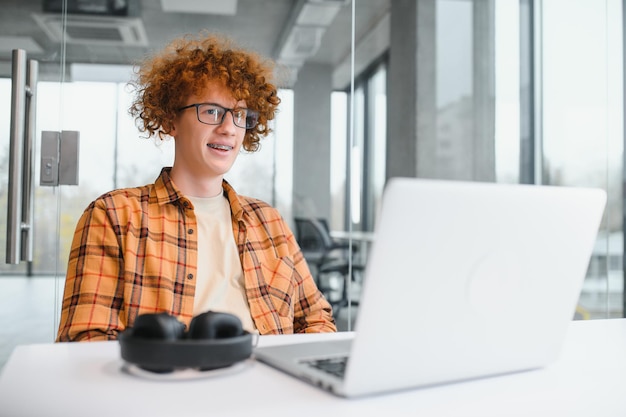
0, 0, 390, 88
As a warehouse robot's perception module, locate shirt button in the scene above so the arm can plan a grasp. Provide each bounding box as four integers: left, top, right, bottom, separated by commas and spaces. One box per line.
187, 274, 193, 280
188, 229, 194, 234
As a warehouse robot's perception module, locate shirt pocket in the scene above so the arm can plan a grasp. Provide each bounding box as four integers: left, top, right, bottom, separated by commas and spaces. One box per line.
260, 256, 296, 319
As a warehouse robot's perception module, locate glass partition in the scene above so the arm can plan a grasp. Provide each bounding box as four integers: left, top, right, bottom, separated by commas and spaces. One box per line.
0, 0, 624, 371
0, 0, 66, 363
346, 0, 623, 327
0, 0, 358, 369
540, 0, 623, 318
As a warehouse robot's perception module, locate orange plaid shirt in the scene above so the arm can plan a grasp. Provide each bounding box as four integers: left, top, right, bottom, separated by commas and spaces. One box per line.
56, 168, 336, 341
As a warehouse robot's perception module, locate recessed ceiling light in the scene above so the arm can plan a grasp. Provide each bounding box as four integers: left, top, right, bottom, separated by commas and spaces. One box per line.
160, 0, 238, 15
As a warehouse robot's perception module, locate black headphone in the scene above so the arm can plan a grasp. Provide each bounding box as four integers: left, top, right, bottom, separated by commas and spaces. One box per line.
119, 311, 253, 373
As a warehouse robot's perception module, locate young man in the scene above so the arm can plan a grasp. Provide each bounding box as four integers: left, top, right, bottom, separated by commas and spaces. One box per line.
56, 33, 336, 341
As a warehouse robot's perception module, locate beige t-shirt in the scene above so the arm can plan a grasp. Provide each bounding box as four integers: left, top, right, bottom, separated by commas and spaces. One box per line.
188, 194, 256, 333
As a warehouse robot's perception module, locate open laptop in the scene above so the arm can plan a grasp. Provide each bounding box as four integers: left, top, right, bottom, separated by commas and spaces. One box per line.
254, 178, 607, 398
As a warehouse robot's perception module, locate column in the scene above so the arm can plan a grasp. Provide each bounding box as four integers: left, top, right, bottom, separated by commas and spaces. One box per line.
292, 62, 333, 219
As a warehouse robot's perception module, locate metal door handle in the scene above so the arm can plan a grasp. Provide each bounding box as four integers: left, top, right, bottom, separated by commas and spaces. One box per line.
6, 49, 38, 264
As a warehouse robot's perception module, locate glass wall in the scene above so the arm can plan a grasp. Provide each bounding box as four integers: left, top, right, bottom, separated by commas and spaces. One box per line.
0, 0, 623, 367
348, 0, 623, 322
540, 0, 623, 318
0, 0, 358, 359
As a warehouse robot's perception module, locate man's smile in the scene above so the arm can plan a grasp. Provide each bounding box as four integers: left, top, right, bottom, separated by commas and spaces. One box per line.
208, 143, 234, 151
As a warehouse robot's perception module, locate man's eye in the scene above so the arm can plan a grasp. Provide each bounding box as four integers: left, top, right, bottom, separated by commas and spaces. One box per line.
204, 108, 221, 116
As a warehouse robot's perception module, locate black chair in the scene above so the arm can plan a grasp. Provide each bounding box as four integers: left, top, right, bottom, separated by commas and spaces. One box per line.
294, 217, 363, 315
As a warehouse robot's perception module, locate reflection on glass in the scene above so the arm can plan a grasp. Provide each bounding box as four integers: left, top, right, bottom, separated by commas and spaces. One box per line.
0, 79, 28, 274
494, 0, 521, 183
351, 86, 364, 227
330, 91, 347, 232
367, 65, 387, 229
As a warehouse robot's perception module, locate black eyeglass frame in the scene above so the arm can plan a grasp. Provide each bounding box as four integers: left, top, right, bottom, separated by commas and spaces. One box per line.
178, 102, 259, 129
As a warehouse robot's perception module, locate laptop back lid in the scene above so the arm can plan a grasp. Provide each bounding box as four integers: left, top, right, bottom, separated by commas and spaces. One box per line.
343, 178, 606, 397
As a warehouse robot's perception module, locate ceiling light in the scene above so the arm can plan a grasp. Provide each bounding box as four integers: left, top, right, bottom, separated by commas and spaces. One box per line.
160, 0, 238, 15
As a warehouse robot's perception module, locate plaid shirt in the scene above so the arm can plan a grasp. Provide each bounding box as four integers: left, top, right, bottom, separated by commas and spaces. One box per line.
56, 168, 336, 341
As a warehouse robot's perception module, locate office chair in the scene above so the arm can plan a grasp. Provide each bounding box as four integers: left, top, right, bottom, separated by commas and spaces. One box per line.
294, 217, 363, 315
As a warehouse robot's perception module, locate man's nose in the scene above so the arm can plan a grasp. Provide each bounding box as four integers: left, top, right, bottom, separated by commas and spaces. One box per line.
217, 110, 239, 133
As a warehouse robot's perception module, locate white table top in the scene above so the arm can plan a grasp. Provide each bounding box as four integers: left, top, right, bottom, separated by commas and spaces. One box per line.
1, 319, 625, 417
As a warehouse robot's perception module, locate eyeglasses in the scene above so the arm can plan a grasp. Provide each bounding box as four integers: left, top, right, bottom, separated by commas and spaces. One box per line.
178, 103, 259, 129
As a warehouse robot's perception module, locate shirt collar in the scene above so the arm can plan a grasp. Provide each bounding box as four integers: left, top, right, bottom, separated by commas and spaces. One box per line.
222, 179, 246, 222
152, 167, 248, 223
153, 167, 184, 205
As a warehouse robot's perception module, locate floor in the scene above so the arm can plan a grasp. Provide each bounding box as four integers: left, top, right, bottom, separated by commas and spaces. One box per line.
0, 276, 64, 372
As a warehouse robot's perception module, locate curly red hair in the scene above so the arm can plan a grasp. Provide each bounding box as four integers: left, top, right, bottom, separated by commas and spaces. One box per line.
129, 32, 281, 152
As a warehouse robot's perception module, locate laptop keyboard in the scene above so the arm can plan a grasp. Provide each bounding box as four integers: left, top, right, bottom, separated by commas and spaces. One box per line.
303, 356, 348, 378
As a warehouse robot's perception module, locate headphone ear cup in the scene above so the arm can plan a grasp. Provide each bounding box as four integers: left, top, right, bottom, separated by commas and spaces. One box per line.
187, 311, 244, 340
119, 311, 252, 374
124, 313, 186, 373
132, 312, 186, 340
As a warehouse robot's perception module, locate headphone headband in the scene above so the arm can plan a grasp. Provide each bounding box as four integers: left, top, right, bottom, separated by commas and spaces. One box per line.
119, 311, 253, 373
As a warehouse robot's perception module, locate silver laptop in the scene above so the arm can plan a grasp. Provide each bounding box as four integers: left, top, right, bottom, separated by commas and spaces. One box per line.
254, 178, 607, 398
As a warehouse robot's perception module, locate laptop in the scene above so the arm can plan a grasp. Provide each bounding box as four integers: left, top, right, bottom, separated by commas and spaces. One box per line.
254, 178, 607, 398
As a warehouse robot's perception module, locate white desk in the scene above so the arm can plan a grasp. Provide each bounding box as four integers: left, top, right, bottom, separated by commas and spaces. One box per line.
1, 319, 625, 417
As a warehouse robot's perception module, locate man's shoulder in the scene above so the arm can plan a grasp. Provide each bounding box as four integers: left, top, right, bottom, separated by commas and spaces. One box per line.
237, 195, 279, 216
238, 194, 272, 209
91, 183, 156, 208
236, 195, 291, 238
